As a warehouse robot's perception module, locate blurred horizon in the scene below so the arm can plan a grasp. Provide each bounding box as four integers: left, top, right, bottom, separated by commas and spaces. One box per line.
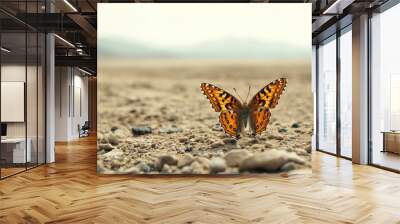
98, 3, 311, 60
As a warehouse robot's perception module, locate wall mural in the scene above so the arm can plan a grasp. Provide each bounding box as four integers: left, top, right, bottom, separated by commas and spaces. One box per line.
97, 3, 312, 175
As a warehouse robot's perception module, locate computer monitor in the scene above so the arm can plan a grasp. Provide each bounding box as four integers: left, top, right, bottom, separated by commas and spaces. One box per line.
1, 123, 7, 137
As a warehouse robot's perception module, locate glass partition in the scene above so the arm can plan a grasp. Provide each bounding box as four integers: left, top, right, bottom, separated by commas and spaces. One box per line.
339, 27, 352, 158
317, 35, 337, 154
370, 4, 400, 171
1, 31, 28, 177
0, 2, 46, 179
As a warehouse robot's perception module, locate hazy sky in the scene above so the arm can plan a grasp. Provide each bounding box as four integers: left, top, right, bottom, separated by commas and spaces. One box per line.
98, 3, 311, 49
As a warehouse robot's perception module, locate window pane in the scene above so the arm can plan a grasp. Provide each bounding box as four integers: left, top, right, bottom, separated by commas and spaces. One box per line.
340, 29, 352, 158
371, 4, 400, 171
318, 37, 337, 154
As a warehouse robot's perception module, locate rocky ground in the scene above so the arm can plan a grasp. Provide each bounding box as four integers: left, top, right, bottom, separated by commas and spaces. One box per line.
97, 59, 312, 175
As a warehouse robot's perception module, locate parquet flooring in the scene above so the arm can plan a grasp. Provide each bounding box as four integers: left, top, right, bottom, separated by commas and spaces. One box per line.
1, 135, 400, 223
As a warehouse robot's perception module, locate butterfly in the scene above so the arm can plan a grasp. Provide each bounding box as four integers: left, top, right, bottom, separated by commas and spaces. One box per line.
200, 78, 287, 138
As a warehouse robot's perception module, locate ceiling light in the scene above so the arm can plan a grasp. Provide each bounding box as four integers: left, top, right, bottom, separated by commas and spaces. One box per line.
63, 0, 78, 12
1, 47, 11, 53
322, 0, 354, 15
78, 67, 93, 76
54, 34, 75, 48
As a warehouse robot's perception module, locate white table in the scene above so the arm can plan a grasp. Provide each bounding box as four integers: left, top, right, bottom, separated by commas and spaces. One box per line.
1, 138, 31, 163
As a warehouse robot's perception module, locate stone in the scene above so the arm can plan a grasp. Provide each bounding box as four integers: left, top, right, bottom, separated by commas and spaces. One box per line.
264, 142, 273, 148
131, 126, 152, 135
291, 123, 300, 128
305, 144, 312, 153
224, 149, 252, 167
161, 164, 172, 173
239, 149, 305, 173
158, 154, 178, 168
108, 134, 121, 146
196, 157, 210, 170
212, 123, 223, 132
209, 157, 226, 174
136, 161, 151, 173
103, 148, 124, 158
222, 138, 237, 144
210, 141, 224, 148
280, 162, 300, 172
268, 134, 284, 140
177, 154, 194, 168
98, 143, 114, 152
250, 144, 264, 150
181, 166, 193, 174
278, 128, 288, 133
178, 137, 189, 143
137, 148, 147, 153
190, 161, 205, 174
159, 127, 183, 134
121, 166, 141, 174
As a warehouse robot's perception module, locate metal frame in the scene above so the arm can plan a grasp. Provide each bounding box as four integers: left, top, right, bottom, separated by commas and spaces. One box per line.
0, 0, 47, 180
315, 20, 353, 162
316, 0, 400, 172
367, 0, 400, 172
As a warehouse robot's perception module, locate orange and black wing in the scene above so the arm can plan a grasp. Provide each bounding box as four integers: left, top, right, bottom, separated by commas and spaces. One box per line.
249, 78, 287, 109
249, 78, 287, 134
250, 107, 271, 135
200, 83, 242, 112
219, 110, 239, 137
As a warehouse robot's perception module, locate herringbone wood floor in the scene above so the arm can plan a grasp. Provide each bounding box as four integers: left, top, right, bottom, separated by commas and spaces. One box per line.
1, 135, 400, 224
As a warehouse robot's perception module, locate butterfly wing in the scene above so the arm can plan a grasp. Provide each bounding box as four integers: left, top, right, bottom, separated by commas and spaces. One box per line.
219, 110, 239, 137
250, 107, 271, 135
249, 78, 287, 134
200, 83, 242, 112
201, 83, 242, 137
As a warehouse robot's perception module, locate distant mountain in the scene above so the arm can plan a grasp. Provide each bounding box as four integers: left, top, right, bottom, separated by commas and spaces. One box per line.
98, 37, 309, 59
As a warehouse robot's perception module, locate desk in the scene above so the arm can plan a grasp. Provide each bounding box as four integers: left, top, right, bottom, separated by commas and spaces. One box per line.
1, 138, 31, 163
382, 131, 400, 154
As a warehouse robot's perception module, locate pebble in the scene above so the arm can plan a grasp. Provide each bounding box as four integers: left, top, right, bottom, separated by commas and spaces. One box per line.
250, 144, 264, 150
190, 161, 205, 174
196, 157, 210, 170
98, 143, 114, 152
212, 123, 223, 132
103, 148, 124, 158
161, 164, 172, 173
181, 166, 193, 174
159, 127, 183, 134
108, 134, 121, 146
222, 138, 237, 144
224, 149, 252, 167
121, 166, 140, 174
177, 154, 194, 168
132, 126, 152, 135
268, 134, 284, 140
239, 149, 305, 172
278, 128, 288, 133
264, 142, 273, 148
178, 137, 189, 143
211, 141, 224, 148
291, 123, 300, 128
305, 144, 312, 153
137, 148, 147, 153
158, 154, 178, 169
209, 157, 226, 174
136, 161, 151, 173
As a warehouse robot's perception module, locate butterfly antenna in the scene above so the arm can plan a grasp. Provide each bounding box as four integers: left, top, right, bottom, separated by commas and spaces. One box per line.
233, 88, 244, 102
245, 85, 251, 103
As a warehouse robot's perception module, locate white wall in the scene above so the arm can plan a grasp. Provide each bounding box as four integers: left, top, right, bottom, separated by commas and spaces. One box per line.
55, 67, 89, 141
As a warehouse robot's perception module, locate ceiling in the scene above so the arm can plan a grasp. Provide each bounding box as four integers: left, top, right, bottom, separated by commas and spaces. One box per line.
0, 0, 393, 73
